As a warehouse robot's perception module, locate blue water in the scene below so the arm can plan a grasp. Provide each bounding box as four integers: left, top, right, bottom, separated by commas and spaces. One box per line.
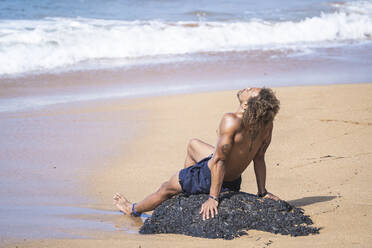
0, 0, 339, 22
0, 0, 371, 76
0, 0, 371, 111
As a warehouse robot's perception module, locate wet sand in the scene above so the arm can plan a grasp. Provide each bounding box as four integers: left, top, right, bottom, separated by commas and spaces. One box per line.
2, 44, 372, 112
1, 83, 372, 247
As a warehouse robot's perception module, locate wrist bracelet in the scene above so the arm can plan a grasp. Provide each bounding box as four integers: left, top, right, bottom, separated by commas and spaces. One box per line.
257, 189, 268, 198
131, 203, 141, 217
209, 195, 219, 202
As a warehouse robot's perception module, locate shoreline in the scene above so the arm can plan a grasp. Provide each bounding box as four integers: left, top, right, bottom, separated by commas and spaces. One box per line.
1, 44, 372, 113
1, 83, 372, 247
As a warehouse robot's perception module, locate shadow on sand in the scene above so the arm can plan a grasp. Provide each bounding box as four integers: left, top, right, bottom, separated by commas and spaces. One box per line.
288, 196, 338, 207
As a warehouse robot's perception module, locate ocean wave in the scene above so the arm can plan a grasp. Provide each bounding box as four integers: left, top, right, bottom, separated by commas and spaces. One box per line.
332, 0, 372, 15
0, 1, 372, 75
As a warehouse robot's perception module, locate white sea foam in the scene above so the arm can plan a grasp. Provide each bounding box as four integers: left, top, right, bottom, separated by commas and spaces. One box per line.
332, 0, 372, 15
0, 1, 371, 75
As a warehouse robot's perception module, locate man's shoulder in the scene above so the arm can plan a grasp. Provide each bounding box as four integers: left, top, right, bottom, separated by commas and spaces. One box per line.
219, 113, 242, 133
221, 112, 240, 122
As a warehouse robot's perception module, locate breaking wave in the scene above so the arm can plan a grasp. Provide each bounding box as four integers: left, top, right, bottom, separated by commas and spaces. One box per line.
0, 0, 371, 75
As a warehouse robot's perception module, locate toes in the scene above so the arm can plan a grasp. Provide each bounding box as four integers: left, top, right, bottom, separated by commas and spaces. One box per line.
113, 193, 132, 215
113, 193, 122, 200
115, 193, 124, 199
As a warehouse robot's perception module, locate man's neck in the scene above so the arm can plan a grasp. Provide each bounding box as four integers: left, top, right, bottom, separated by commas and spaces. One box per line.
235, 106, 244, 118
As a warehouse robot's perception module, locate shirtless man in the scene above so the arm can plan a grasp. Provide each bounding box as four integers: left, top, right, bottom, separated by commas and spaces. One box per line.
114, 87, 281, 220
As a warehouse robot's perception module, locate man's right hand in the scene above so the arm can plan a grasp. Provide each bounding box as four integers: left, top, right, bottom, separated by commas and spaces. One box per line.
263, 192, 280, 201
200, 198, 219, 220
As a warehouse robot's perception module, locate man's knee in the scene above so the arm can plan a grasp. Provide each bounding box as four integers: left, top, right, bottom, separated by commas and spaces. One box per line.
187, 138, 201, 154
158, 181, 177, 198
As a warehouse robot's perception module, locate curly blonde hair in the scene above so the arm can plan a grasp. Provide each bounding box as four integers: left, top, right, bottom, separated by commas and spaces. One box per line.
243, 88, 280, 147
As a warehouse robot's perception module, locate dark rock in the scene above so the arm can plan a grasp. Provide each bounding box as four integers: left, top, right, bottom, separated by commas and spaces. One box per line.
139, 191, 319, 239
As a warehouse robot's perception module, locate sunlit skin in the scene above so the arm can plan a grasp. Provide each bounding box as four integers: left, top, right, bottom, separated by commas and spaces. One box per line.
114, 87, 280, 220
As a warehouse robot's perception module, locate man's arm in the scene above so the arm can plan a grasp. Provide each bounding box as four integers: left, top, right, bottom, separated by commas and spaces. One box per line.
253, 123, 280, 201
199, 113, 239, 220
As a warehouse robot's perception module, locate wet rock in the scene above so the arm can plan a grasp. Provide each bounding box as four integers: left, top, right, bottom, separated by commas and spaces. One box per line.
139, 191, 319, 240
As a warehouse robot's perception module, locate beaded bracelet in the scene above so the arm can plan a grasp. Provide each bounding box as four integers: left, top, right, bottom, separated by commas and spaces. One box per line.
131, 203, 141, 217
257, 189, 268, 198
209, 195, 219, 202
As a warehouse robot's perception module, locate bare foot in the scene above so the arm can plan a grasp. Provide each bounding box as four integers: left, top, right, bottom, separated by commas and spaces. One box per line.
113, 193, 133, 215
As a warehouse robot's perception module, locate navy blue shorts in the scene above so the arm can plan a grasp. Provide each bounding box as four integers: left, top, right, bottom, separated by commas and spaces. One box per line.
178, 155, 241, 195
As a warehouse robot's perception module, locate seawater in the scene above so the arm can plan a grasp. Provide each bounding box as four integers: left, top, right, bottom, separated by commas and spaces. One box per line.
0, 0, 371, 75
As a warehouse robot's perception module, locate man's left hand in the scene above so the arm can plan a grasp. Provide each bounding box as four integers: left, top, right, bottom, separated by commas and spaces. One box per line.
200, 198, 218, 220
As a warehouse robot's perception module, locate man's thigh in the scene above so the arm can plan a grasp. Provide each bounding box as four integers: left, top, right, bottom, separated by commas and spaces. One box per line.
166, 171, 182, 194
190, 138, 214, 162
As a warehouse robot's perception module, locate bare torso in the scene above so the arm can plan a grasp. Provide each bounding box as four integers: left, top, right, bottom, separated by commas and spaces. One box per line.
208, 113, 273, 181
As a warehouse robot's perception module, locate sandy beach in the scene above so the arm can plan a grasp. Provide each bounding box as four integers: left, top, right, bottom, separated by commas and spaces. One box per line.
2, 0, 372, 246
1, 82, 371, 248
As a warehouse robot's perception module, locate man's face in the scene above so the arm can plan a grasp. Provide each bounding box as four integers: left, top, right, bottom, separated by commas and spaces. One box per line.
237, 87, 261, 105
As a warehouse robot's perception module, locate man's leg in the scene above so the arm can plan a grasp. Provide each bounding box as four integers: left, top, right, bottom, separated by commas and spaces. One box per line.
113, 171, 182, 215
184, 138, 214, 168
